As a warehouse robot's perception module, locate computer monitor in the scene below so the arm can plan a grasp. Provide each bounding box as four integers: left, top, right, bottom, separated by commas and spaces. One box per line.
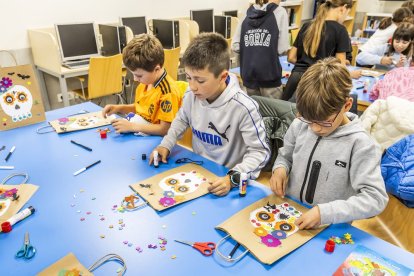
214, 15, 231, 39
190, 9, 214, 33
120, 16, 147, 36
98, 24, 127, 56
55, 22, 100, 62
223, 10, 238, 17
152, 19, 180, 49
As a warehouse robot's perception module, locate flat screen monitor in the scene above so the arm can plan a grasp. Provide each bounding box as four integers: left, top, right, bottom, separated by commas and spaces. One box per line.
152, 19, 179, 49
98, 24, 121, 56
214, 16, 231, 39
120, 16, 147, 36
223, 10, 238, 17
55, 22, 100, 62
190, 9, 214, 33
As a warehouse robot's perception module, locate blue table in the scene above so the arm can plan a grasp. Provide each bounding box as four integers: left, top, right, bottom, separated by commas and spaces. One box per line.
1, 102, 413, 275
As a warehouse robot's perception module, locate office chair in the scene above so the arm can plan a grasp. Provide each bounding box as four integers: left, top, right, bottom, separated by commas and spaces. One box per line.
74, 54, 124, 103
164, 47, 181, 81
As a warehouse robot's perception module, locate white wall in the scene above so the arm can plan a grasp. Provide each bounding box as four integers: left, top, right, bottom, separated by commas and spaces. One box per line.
357, 0, 405, 13
0, 0, 250, 50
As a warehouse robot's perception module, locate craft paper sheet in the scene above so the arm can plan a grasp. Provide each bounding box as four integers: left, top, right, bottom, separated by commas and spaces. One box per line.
0, 184, 39, 224
37, 253, 92, 276
130, 164, 218, 211
0, 65, 46, 131
216, 195, 326, 265
49, 111, 115, 133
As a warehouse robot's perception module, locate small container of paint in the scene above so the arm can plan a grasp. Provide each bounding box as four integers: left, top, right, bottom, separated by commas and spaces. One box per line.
239, 173, 247, 197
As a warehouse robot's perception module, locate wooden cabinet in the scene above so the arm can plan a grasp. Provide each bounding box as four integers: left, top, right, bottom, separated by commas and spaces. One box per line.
361, 12, 392, 38
343, 0, 359, 35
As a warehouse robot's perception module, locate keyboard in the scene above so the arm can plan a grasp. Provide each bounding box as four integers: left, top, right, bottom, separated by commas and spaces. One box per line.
63, 60, 90, 69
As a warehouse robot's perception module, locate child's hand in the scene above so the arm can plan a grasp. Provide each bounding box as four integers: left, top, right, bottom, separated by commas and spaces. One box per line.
111, 119, 137, 133
350, 69, 362, 79
270, 167, 288, 198
295, 206, 321, 230
380, 56, 393, 66
149, 146, 170, 165
208, 176, 231, 196
102, 104, 118, 118
396, 55, 407, 67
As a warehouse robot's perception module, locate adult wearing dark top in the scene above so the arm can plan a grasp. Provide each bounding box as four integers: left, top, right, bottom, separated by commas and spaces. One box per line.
282, 0, 352, 102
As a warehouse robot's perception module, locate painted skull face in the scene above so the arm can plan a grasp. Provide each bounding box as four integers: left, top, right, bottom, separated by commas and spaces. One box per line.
159, 171, 207, 196
1, 85, 33, 122
0, 198, 11, 217
250, 202, 302, 247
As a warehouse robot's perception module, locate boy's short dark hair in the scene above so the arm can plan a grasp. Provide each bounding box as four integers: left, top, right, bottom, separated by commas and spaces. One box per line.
181, 33, 230, 77
296, 57, 352, 121
122, 34, 164, 72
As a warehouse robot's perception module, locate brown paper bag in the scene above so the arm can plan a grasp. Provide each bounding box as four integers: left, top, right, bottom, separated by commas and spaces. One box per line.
0, 65, 46, 131
0, 184, 38, 224
215, 195, 326, 265
48, 111, 115, 133
37, 253, 126, 276
361, 69, 385, 77
130, 164, 218, 211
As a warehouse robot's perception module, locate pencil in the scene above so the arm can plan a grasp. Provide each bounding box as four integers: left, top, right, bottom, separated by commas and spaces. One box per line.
70, 140, 92, 152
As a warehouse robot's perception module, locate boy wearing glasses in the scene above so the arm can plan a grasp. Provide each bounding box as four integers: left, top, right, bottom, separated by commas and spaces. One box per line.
270, 58, 388, 229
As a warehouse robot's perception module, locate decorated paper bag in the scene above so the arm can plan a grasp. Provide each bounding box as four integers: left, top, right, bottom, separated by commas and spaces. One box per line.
130, 164, 218, 211
48, 111, 115, 133
361, 69, 384, 77
0, 64, 46, 131
215, 195, 326, 265
0, 173, 38, 223
37, 253, 126, 275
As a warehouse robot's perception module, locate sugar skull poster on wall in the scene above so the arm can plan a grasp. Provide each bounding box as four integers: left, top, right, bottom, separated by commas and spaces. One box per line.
0, 65, 46, 131
130, 164, 219, 211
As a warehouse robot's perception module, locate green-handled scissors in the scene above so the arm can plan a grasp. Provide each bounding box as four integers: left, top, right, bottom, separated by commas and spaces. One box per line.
16, 232, 36, 259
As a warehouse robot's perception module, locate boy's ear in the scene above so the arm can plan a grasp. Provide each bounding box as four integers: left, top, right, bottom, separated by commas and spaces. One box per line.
219, 70, 229, 81
344, 97, 353, 112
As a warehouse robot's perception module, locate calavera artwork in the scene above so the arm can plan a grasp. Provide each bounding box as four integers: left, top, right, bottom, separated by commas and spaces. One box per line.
250, 202, 302, 247
158, 171, 207, 207
0, 83, 33, 122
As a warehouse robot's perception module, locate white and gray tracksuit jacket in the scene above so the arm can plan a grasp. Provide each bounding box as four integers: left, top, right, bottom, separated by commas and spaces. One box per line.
160, 74, 270, 179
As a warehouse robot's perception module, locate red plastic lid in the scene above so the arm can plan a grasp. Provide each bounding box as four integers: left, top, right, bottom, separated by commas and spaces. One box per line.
1, 221, 12, 233
100, 130, 107, 139
325, 240, 335, 253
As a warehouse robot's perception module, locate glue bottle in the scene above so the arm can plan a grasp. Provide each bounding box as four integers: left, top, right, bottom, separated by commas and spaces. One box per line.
153, 150, 159, 168
239, 173, 247, 197
0, 206, 35, 233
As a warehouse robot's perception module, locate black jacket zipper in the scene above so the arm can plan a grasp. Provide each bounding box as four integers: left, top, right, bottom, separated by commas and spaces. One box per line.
305, 160, 322, 204
300, 136, 322, 202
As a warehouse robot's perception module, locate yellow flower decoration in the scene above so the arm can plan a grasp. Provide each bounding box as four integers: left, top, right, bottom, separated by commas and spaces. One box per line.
165, 178, 180, 186
253, 227, 268, 237
174, 195, 185, 203
261, 224, 272, 231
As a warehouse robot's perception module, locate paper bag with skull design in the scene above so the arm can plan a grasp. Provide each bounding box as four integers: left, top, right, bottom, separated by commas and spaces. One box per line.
130, 164, 218, 211
0, 65, 46, 131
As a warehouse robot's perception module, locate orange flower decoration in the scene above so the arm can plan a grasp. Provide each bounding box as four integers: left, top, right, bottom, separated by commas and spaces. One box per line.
274, 221, 296, 233
165, 178, 180, 186
256, 211, 275, 222
253, 226, 268, 237
174, 195, 185, 203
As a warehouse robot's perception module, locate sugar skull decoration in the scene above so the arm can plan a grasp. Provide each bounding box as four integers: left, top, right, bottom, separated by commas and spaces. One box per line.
57, 115, 101, 131
158, 171, 207, 207
0, 80, 33, 122
250, 202, 302, 247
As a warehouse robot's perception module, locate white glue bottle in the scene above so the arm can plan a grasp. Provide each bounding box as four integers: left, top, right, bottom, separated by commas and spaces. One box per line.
153, 150, 159, 168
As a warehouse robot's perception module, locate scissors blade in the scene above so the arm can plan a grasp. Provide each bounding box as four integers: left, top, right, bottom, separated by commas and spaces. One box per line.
24, 232, 30, 245
174, 240, 194, 247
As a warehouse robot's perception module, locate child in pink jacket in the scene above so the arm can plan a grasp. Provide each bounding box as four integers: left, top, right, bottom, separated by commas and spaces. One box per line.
370, 67, 414, 102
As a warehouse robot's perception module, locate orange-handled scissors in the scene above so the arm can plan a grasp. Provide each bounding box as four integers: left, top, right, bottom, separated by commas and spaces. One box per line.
174, 240, 216, 256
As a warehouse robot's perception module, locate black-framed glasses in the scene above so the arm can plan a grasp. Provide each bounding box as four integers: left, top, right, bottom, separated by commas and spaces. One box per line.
297, 109, 342, 128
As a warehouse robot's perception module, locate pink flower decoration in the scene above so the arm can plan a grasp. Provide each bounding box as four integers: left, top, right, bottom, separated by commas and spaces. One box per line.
58, 117, 69, 123
0, 77, 12, 88
261, 234, 281, 247
159, 197, 176, 207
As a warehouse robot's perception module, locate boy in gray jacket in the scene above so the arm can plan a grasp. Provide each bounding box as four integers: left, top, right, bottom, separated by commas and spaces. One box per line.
270, 58, 388, 229
150, 33, 270, 196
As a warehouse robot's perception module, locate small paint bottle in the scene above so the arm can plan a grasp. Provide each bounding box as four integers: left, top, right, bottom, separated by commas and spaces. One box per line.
153, 150, 159, 168
239, 173, 247, 197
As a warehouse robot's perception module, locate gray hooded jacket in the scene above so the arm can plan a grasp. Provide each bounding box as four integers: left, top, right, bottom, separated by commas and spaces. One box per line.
273, 113, 388, 225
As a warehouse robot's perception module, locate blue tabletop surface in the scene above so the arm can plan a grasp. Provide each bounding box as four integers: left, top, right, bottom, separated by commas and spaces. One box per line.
1, 102, 413, 275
